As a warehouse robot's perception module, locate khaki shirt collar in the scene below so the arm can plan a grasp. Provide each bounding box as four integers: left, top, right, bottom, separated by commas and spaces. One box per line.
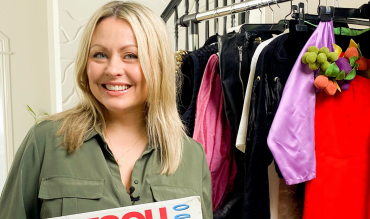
83, 126, 154, 154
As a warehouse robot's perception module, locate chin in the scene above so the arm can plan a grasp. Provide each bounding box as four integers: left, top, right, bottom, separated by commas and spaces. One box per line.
104, 103, 146, 114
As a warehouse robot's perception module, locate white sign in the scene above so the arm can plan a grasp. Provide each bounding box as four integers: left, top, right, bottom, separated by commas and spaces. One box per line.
51, 196, 202, 219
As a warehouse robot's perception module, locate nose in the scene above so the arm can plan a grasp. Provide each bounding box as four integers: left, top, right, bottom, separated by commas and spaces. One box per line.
105, 54, 124, 77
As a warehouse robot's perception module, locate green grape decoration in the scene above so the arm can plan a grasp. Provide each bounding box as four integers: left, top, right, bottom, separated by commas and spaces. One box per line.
301, 42, 359, 96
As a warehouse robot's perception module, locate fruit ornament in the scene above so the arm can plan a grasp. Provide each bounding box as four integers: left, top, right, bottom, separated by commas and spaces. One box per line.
301, 39, 362, 96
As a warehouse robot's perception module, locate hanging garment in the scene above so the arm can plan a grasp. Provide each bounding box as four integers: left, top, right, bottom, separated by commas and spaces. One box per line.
267, 21, 336, 185
243, 21, 315, 219
180, 44, 218, 136
335, 27, 370, 57
236, 34, 287, 219
236, 34, 287, 153
218, 32, 267, 143
215, 31, 261, 219
303, 75, 370, 219
243, 34, 286, 219
193, 54, 237, 212
278, 180, 305, 219
177, 52, 193, 116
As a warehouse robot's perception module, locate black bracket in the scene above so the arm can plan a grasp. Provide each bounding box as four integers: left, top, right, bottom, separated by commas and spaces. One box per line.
317, 4, 370, 21
318, 6, 334, 21
296, 2, 308, 31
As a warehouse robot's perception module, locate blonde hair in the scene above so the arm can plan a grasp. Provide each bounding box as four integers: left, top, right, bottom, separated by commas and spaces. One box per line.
47, 1, 185, 175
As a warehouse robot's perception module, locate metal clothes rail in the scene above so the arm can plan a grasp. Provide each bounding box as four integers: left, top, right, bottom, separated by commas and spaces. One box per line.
175, 0, 291, 51
177, 0, 291, 26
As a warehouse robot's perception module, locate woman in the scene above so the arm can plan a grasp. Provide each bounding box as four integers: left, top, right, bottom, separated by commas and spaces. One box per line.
0, 1, 212, 218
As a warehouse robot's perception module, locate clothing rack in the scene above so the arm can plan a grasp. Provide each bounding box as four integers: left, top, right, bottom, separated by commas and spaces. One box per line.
178, 0, 291, 26
178, 0, 291, 51
161, 0, 291, 51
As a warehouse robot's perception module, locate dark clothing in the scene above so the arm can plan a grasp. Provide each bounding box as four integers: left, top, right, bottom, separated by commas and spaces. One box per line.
335, 27, 370, 57
218, 32, 259, 144
244, 24, 313, 219
243, 23, 370, 219
177, 34, 219, 117
180, 44, 218, 136
214, 31, 259, 219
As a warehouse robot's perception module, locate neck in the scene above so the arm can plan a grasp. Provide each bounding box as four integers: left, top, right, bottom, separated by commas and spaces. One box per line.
106, 110, 146, 135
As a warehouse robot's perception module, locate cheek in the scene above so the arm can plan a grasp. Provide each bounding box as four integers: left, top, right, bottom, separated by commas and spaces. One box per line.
86, 62, 102, 85
86, 62, 102, 98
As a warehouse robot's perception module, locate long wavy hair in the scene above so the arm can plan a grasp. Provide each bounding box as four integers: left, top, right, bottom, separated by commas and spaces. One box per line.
47, 1, 185, 175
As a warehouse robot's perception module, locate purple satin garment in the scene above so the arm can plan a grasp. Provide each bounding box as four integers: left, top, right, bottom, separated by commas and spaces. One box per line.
267, 21, 335, 185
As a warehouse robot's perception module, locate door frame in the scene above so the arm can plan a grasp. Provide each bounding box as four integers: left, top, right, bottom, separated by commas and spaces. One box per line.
0, 31, 14, 173
47, 0, 63, 114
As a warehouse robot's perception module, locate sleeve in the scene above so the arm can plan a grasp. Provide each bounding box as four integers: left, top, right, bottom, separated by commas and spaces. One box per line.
0, 126, 42, 218
200, 149, 213, 219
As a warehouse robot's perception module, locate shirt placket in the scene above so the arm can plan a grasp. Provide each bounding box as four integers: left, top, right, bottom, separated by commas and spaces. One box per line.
130, 146, 153, 205
103, 142, 132, 206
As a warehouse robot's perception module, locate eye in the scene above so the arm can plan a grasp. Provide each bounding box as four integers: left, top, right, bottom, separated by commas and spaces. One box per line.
93, 52, 107, 59
125, 54, 138, 59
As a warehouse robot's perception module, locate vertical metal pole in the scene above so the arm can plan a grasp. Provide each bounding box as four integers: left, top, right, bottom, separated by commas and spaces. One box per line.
190, 21, 199, 51
245, 0, 250, 24
239, 0, 245, 25
205, 0, 209, 40
223, 0, 227, 34
231, 0, 235, 27
185, 0, 189, 50
193, 0, 199, 50
214, 0, 218, 34
174, 6, 179, 51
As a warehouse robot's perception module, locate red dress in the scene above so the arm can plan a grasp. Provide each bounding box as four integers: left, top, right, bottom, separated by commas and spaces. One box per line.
304, 76, 370, 219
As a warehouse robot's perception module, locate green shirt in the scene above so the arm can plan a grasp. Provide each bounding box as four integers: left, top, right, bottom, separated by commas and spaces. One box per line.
0, 120, 212, 219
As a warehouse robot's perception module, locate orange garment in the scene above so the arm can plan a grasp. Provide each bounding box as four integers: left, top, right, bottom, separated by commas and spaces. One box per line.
304, 76, 370, 219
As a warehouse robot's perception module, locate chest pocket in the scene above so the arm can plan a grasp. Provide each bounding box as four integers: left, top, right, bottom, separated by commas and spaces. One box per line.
150, 185, 198, 202
38, 176, 104, 219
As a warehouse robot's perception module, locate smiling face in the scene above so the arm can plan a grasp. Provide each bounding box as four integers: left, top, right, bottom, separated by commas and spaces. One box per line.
87, 17, 148, 117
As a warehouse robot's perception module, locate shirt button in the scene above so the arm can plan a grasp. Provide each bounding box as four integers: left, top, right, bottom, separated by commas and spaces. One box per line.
134, 180, 139, 184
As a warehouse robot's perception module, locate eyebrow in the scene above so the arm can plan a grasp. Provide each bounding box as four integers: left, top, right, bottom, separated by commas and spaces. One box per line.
90, 44, 138, 51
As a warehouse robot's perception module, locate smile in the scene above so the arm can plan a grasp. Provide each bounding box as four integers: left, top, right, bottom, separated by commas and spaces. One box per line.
103, 84, 131, 91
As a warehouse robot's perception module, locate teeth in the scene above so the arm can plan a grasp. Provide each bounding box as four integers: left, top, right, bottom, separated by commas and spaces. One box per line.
105, 84, 130, 91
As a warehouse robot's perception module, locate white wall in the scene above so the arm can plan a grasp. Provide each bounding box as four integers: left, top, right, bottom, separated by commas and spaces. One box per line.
0, 0, 51, 161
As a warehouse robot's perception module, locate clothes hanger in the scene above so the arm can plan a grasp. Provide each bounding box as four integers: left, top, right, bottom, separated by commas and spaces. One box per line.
295, 2, 308, 31
214, 7, 219, 35
305, 1, 370, 26
283, 0, 294, 28
239, 0, 286, 34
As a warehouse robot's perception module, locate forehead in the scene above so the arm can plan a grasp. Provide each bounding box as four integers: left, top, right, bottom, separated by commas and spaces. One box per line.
91, 17, 137, 46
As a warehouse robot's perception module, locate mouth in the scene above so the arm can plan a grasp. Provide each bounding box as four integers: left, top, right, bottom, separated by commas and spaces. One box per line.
103, 84, 131, 91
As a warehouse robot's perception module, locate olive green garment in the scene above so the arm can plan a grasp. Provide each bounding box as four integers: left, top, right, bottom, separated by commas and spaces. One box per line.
0, 120, 212, 219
